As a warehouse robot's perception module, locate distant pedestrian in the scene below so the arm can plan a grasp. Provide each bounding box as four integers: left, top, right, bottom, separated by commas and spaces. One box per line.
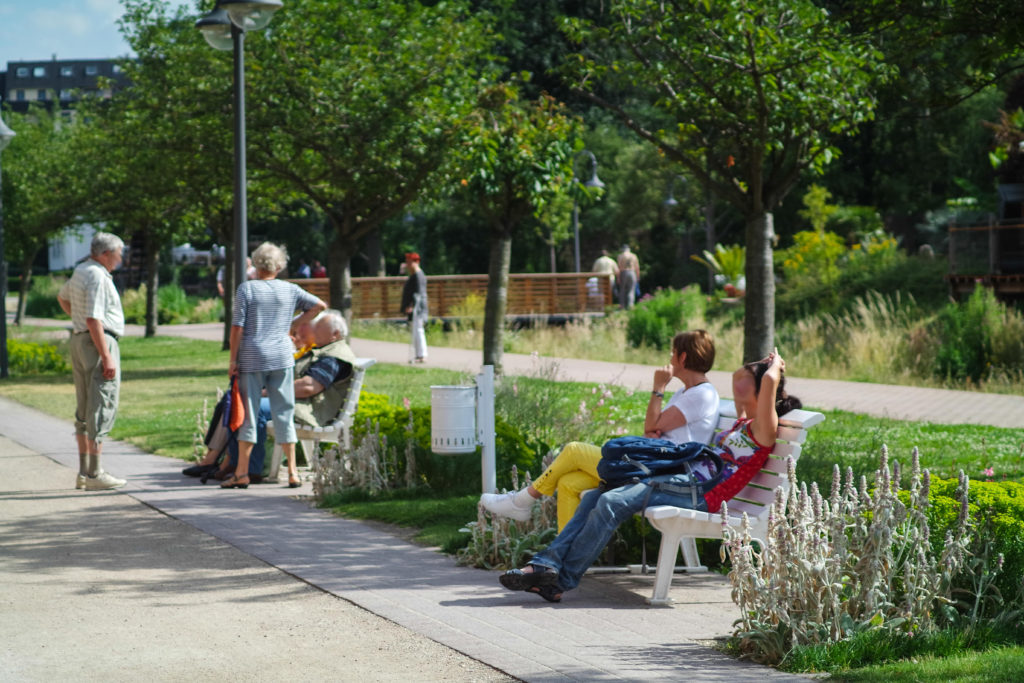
56, 231, 127, 491
311, 260, 327, 278
400, 252, 428, 363
591, 249, 620, 304
617, 244, 640, 309
296, 259, 312, 279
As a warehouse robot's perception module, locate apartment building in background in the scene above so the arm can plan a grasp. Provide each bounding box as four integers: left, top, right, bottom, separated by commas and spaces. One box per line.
1, 57, 129, 116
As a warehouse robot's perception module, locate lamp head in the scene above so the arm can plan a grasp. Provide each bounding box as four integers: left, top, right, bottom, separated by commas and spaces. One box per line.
195, 7, 233, 50
219, 0, 283, 32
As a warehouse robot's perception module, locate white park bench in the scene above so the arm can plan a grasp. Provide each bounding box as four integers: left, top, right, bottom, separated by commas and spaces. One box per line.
265, 357, 377, 482
642, 399, 825, 605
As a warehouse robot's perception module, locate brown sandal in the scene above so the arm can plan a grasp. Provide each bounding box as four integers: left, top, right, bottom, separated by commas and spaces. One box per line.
220, 474, 249, 489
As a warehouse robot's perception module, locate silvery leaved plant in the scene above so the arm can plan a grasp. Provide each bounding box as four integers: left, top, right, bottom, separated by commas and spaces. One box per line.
456, 456, 559, 569
723, 446, 973, 664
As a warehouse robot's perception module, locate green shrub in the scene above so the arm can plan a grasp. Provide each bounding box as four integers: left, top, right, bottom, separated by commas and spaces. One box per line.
926, 478, 1024, 608
5, 339, 69, 375
122, 284, 222, 324
626, 285, 705, 349
933, 285, 1002, 382
349, 390, 538, 495
24, 275, 68, 319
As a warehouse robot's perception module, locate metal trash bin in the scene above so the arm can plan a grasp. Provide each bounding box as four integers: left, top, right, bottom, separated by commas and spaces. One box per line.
430, 385, 476, 454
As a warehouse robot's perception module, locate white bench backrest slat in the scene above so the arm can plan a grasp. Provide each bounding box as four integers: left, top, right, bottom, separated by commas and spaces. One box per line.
733, 486, 779, 506
709, 399, 812, 522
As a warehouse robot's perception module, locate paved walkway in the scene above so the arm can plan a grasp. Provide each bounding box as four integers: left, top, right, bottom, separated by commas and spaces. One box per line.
0, 397, 800, 682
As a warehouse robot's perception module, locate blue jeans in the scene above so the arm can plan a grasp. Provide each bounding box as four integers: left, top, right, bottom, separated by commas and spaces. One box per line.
237, 368, 296, 444
529, 474, 707, 591
226, 397, 271, 476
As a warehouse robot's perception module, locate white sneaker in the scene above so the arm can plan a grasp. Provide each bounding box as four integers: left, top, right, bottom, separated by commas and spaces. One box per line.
84, 471, 127, 491
76, 474, 87, 490
480, 492, 532, 522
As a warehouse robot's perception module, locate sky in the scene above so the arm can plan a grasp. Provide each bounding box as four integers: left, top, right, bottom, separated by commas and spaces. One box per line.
0, 0, 192, 68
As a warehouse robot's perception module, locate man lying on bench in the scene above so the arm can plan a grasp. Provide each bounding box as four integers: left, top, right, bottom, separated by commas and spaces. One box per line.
183, 309, 355, 487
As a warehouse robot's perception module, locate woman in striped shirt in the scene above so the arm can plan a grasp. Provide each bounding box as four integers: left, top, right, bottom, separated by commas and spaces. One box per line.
223, 242, 326, 489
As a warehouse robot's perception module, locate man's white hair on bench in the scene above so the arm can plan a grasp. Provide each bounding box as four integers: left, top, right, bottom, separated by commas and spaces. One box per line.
314, 308, 348, 339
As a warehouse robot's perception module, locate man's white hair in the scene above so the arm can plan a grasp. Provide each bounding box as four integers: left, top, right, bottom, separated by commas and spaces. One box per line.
90, 232, 124, 257
315, 308, 347, 339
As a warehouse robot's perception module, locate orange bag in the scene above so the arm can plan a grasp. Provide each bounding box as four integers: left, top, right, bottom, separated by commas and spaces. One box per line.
229, 376, 246, 431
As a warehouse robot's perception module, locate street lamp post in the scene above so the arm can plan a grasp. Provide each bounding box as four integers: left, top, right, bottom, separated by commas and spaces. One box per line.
0, 105, 16, 379
571, 150, 605, 273
196, 0, 282, 297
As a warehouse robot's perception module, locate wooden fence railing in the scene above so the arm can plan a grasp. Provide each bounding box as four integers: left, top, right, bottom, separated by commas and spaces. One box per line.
289, 273, 614, 319
947, 221, 1024, 298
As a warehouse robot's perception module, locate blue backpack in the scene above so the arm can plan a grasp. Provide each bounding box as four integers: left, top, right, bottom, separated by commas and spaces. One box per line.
597, 436, 723, 490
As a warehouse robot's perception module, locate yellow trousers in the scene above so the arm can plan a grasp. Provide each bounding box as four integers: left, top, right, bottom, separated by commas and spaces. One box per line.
532, 442, 601, 531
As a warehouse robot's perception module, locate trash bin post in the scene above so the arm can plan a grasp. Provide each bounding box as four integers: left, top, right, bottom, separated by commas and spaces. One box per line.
477, 365, 496, 494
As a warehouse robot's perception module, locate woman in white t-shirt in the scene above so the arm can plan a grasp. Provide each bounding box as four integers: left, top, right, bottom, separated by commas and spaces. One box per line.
481, 330, 720, 531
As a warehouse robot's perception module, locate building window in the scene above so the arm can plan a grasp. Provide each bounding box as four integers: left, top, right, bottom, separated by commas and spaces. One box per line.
59, 89, 73, 101
15, 90, 25, 101
15, 67, 28, 78
112, 64, 122, 74
33, 66, 46, 77
37, 89, 46, 101
61, 66, 74, 77
85, 65, 99, 76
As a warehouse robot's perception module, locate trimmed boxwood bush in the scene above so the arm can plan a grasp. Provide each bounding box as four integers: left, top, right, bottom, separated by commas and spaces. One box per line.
925, 478, 1024, 605
5, 339, 69, 375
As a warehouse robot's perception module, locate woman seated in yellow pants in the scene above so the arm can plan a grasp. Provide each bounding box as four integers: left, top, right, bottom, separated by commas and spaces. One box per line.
480, 330, 721, 531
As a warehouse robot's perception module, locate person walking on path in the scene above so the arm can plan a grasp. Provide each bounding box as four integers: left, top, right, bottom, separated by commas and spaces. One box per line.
616, 244, 639, 309
225, 242, 326, 489
400, 252, 428, 363
56, 231, 128, 491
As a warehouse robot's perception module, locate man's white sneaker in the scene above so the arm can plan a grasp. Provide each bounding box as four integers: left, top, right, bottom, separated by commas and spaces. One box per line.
480, 492, 532, 522
75, 474, 87, 490
84, 471, 127, 491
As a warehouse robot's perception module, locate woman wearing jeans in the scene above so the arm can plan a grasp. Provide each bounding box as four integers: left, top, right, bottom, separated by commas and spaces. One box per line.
222, 242, 326, 489
499, 350, 801, 602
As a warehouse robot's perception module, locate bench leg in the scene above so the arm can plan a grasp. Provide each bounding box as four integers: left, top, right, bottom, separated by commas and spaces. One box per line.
647, 527, 684, 606
678, 537, 708, 573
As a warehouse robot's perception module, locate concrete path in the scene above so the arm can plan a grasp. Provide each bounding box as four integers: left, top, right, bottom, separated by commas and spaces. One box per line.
0, 397, 802, 682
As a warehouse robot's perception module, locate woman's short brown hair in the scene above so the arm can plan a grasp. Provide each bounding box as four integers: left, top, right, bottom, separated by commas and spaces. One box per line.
672, 329, 715, 373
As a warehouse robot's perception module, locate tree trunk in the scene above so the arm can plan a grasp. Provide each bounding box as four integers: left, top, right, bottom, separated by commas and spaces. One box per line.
482, 229, 511, 373
221, 243, 234, 351
328, 233, 354, 321
365, 229, 386, 277
144, 234, 159, 338
742, 211, 775, 362
14, 252, 36, 325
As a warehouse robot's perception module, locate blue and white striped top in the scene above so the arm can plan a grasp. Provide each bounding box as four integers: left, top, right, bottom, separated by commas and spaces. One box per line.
232, 279, 321, 372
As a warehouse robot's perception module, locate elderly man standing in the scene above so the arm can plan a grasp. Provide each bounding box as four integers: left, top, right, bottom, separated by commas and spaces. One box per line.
57, 232, 127, 491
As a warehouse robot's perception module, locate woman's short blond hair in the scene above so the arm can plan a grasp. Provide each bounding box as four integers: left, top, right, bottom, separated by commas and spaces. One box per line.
251, 242, 288, 274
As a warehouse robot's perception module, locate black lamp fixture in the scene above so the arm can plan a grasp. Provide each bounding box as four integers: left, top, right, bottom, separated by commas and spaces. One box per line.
571, 150, 605, 273
196, 0, 282, 296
